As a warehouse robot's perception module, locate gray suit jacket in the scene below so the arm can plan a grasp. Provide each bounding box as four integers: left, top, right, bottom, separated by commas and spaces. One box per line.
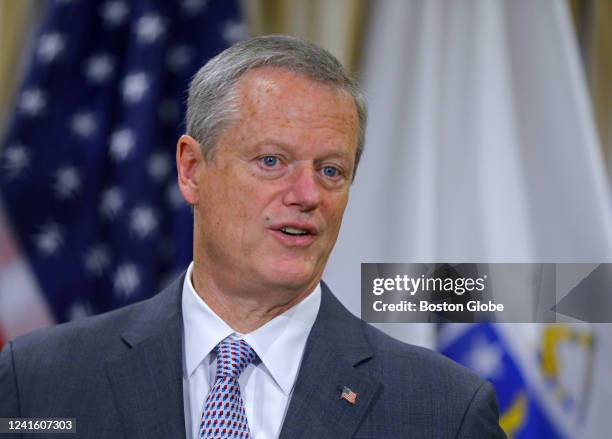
0, 274, 505, 438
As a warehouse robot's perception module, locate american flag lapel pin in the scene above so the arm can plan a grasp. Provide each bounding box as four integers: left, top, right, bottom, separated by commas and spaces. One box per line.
340, 386, 358, 405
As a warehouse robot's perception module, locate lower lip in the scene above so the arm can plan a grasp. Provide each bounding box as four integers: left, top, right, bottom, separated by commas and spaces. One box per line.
268, 229, 316, 247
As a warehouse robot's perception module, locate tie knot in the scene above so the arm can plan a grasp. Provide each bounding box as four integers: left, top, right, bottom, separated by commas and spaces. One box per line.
214, 337, 257, 379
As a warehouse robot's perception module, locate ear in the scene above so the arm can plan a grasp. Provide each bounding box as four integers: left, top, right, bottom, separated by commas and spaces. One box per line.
176, 134, 204, 205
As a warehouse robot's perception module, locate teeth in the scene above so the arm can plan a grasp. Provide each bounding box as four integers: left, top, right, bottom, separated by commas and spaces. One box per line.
281, 226, 309, 235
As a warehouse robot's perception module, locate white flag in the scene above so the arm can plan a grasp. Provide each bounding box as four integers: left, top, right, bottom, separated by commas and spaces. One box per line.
325, 0, 612, 436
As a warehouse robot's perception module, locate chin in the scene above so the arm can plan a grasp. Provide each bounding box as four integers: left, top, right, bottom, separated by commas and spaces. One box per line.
263, 262, 319, 291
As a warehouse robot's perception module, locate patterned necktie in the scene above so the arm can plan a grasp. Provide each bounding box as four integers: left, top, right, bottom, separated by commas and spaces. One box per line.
199, 337, 257, 438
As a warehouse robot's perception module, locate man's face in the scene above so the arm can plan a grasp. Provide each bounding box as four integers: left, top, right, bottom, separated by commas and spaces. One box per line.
185, 67, 359, 295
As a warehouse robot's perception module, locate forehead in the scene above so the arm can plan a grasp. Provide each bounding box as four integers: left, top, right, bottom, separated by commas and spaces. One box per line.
231, 67, 359, 151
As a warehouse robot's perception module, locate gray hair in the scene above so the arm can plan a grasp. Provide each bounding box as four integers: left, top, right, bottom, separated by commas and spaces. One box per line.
186, 35, 367, 178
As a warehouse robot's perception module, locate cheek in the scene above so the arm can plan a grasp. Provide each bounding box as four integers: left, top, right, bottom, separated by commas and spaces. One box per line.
326, 195, 349, 228
206, 165, 249, 211
211, 170, 268, 246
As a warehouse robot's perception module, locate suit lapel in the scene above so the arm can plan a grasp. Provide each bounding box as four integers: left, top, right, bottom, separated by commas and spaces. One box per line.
279, 283, 381, 439
105, 276, 187, 439
103, 276, 378, 438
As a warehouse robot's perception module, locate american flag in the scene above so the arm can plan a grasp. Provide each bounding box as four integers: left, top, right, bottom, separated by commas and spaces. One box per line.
340, 386, 358, 405
0, 0, 246, 341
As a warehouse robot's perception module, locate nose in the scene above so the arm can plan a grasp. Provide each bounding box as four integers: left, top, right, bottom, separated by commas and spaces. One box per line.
282, 164, 322, 212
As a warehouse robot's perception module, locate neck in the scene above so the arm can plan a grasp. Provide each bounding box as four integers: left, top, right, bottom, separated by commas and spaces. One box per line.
191, 266, 318, 333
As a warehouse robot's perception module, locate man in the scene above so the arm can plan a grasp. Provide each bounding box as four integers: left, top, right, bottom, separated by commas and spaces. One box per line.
0, 36, 505, 438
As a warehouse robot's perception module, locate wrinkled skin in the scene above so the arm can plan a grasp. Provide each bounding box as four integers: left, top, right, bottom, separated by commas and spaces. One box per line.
177, 67, 359, 330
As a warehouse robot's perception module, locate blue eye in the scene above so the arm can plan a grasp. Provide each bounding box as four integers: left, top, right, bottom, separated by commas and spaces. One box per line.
322, 166, 340, 177
261, 156, 278, 167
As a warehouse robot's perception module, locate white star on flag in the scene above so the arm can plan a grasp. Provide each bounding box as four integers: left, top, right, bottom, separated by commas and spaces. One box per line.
54, 166, 81, 200
67, 300, 93, 321
181, 0, 209, 16
35, 222, 64, 256
84, 244, 111, 276
100, 0, 129, 26
109, 128, 135, 162
465, 337, 504, 379
114, 263, 141, 299
19, 89, 46, 116
122, 72, 150, 104
134, 14, 166, 43
130, 206, 158, 239
70, 112, 98, 139
166, 46, 193, 72
100, 187, 124, 220
2, 145, 30, 179
222, 20, 249, 44
37, 32, 65, 63
85, 54, 115, 83
166, 182, 185, 209
147, 153, 172, 182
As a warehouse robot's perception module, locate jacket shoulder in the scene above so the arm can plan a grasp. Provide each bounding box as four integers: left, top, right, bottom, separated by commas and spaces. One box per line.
361, 322, 486, 397
358, 323, 504, 437
9, 299, 142, 371
9, 274, 183, 365
11, 276, 183, 373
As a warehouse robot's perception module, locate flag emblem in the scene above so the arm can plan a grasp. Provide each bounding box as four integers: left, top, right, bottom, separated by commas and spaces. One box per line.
340, 386, 357, 405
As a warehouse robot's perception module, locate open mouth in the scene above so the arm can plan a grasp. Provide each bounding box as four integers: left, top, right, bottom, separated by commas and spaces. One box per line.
269, 223, 317, 246
279, 226, 311, 236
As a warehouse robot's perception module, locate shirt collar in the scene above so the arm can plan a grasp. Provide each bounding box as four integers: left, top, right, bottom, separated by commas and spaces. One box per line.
182, 262, 321, 396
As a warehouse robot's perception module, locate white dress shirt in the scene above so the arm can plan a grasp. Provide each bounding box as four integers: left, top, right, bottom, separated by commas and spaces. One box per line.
181, 262, 321, 439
